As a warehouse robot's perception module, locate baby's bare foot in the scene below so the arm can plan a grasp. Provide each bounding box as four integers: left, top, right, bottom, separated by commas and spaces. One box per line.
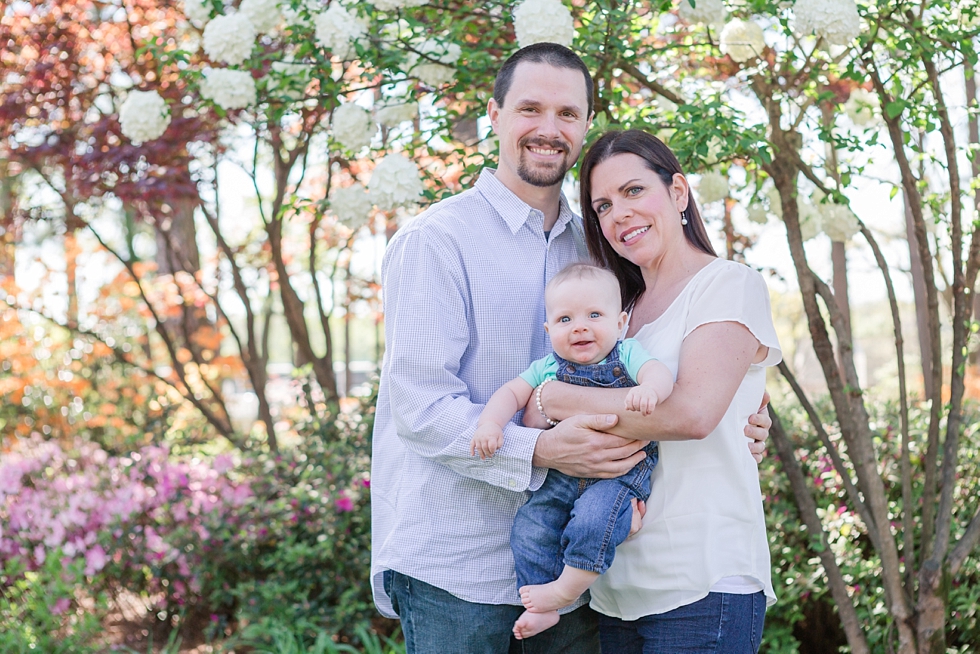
519, 581, 581, 614
513, 609, 560, 639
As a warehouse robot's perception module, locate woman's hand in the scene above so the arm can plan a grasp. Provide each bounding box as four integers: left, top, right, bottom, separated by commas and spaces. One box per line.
744, 391, 771, 463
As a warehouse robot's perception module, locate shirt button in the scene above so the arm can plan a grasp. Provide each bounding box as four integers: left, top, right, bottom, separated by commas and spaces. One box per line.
508, 479, 517, 488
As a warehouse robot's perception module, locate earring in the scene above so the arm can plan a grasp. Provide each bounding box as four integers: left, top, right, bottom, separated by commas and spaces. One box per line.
681, 211, 688, 226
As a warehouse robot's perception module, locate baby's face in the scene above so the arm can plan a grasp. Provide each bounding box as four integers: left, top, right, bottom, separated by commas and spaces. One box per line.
544, 276, 626, 366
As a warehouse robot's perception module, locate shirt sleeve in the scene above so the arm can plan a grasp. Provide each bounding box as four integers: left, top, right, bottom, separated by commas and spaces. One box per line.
685, 262, 782, 367
619, 339, 657, 381
381, 226, 543, 491
518, 354, 558, 387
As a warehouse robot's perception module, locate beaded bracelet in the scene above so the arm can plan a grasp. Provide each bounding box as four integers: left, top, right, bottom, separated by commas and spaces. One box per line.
535, 379, 559, 427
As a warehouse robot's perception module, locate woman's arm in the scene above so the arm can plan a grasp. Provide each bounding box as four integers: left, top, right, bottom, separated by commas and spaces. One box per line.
538, 321, 765, 442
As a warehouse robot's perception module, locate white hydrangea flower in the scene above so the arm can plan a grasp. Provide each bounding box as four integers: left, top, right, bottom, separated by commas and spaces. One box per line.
373, 0, 428, 10
405, 39, 462, 87
765, 185, 783, 218
183, 0, 212, 25
376, 102, 419, 128
331, 183, 373, 230
677, 0, 725, 29
820, 202, 860, 241
797, 199, 822, 241
720, 18, 765, 63
370, 154, 424, 210
119, 90, 171, 143
240, 0, 280, 33
513, 0, 576, 49
844, 88, 877, 126
697, 170, 729, 204
203, 13, 256, 66
200, 67, 257, 110
332, 103, 377, 152
314, 4, 366, 60
793, 0, 861, 46
746, 204, 768, 224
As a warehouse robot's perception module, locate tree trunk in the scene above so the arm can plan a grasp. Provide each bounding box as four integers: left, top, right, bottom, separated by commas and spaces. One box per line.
831, 240, 851, 379
0, 159, 16, 280
905, 191, 935, 399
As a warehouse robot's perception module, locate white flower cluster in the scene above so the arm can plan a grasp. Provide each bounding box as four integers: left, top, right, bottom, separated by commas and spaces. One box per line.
200, 67, 257, 110
720, 18, 765, 63
331, 183, 373, 230
820, 201, 860, 242
332, 103, 377, 152
797, 199, 822, 241
513, 0, 576, 49
203, 13, 256, 66
119, 90, 171, 143
183, 0, 212, 25
697, 170, 729, 204
370, 154, 424, 210
676, 0, 725, 29
373, 0, 428, 10
240, 0, 281, 33
406, 39, 461, 87
844, 88, 877, 126
314, 4, 366, 60
376, 102, 418, 128
792, 0, 861, 46
746, 204, 768, 224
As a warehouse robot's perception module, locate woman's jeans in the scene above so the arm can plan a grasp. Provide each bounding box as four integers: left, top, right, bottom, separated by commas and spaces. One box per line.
598, 591, 767, 653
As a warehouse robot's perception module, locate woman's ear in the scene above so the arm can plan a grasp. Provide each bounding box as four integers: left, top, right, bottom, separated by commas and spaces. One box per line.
672, 173, 690, 213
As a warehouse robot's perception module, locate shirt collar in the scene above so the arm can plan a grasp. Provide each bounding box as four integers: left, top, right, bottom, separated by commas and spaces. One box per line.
475, 168, 577, 236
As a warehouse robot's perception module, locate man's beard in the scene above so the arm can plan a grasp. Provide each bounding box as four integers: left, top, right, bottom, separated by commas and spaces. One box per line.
516, 137, 571, 188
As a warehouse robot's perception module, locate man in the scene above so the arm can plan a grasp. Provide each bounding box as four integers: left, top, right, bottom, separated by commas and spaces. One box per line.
371, 43, 767, 653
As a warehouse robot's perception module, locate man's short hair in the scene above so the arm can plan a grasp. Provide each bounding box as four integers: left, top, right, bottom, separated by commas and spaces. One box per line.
546, 263, 621, 308
493, 42, 595, 118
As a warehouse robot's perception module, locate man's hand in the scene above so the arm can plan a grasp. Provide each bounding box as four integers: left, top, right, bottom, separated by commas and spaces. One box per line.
532, 413, 647, 478
744, 391, 771, 463
470, 424, 504, 460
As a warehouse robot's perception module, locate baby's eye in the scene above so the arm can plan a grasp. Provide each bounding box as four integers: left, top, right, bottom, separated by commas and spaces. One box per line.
590, 312, 601, 318
559, 316, 570, 323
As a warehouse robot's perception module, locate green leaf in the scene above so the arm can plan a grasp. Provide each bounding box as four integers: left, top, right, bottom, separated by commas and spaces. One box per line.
885, 100, 907, 120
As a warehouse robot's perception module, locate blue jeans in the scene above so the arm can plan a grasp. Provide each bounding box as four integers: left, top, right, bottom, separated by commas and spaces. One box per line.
512, 449, 657, 588
384, 570, 600, 654
597, 592, 766, 653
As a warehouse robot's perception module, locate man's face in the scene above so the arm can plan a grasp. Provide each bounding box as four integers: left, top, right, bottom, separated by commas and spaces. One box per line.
488, 61, 592, 192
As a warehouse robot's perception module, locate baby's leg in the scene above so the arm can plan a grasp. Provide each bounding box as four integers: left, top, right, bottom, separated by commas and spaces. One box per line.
513, 609, 561, 640
519, 565, 599, 614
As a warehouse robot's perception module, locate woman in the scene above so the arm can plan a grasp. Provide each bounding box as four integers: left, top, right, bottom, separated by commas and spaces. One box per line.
534, 130, 781, 652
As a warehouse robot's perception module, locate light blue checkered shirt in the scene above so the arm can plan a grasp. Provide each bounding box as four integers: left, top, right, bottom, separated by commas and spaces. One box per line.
371, 168, 590, 617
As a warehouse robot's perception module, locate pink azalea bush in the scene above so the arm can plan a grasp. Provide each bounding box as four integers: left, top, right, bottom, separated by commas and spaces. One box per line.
0, 437, 253, 610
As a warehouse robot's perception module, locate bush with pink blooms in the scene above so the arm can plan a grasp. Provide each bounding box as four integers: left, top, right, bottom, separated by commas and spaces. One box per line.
0, 390, 385, 650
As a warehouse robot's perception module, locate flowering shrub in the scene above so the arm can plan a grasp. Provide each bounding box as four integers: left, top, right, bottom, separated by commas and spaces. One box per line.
0, 438, 253, 617
118, 89, 171, 143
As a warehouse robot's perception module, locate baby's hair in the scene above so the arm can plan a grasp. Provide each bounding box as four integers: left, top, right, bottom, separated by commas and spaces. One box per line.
546, 263, 623, 310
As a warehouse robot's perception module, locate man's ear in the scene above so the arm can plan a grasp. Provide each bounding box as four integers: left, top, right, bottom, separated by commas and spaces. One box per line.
487, 97, 500, 133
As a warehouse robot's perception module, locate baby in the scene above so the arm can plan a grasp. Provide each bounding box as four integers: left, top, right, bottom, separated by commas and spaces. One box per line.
470, 263, 673, 640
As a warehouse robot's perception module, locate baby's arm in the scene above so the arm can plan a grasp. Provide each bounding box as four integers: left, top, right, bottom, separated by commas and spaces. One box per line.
625, 359, 674, 416
472, 377, 536, 459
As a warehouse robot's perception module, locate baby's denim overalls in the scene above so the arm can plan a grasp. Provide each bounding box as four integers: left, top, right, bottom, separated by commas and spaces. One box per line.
511, 341, 660, 592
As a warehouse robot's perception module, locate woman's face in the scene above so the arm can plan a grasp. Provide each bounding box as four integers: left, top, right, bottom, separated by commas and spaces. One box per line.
589, 152, 689, 271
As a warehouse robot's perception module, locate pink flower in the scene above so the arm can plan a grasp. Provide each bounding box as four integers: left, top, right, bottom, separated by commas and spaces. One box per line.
361, 479, 370, 488
213, 454, 234, 475
335, 495, 354, 512
85, 545, 108, 575
52, 598, 71, 615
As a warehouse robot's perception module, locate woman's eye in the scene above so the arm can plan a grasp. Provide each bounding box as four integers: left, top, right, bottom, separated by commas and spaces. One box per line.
595, 202, 610, 214
627, 186, 642, 196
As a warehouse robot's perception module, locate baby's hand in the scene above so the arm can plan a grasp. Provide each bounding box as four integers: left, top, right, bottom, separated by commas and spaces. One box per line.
471, 424, 504, 460
625, 386, 660, 416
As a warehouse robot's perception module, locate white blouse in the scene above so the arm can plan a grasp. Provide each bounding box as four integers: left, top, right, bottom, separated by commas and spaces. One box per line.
590, 258, 782, 620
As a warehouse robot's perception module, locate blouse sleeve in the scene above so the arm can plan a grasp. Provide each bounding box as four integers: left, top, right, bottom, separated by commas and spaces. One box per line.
684, 261, 782, 368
